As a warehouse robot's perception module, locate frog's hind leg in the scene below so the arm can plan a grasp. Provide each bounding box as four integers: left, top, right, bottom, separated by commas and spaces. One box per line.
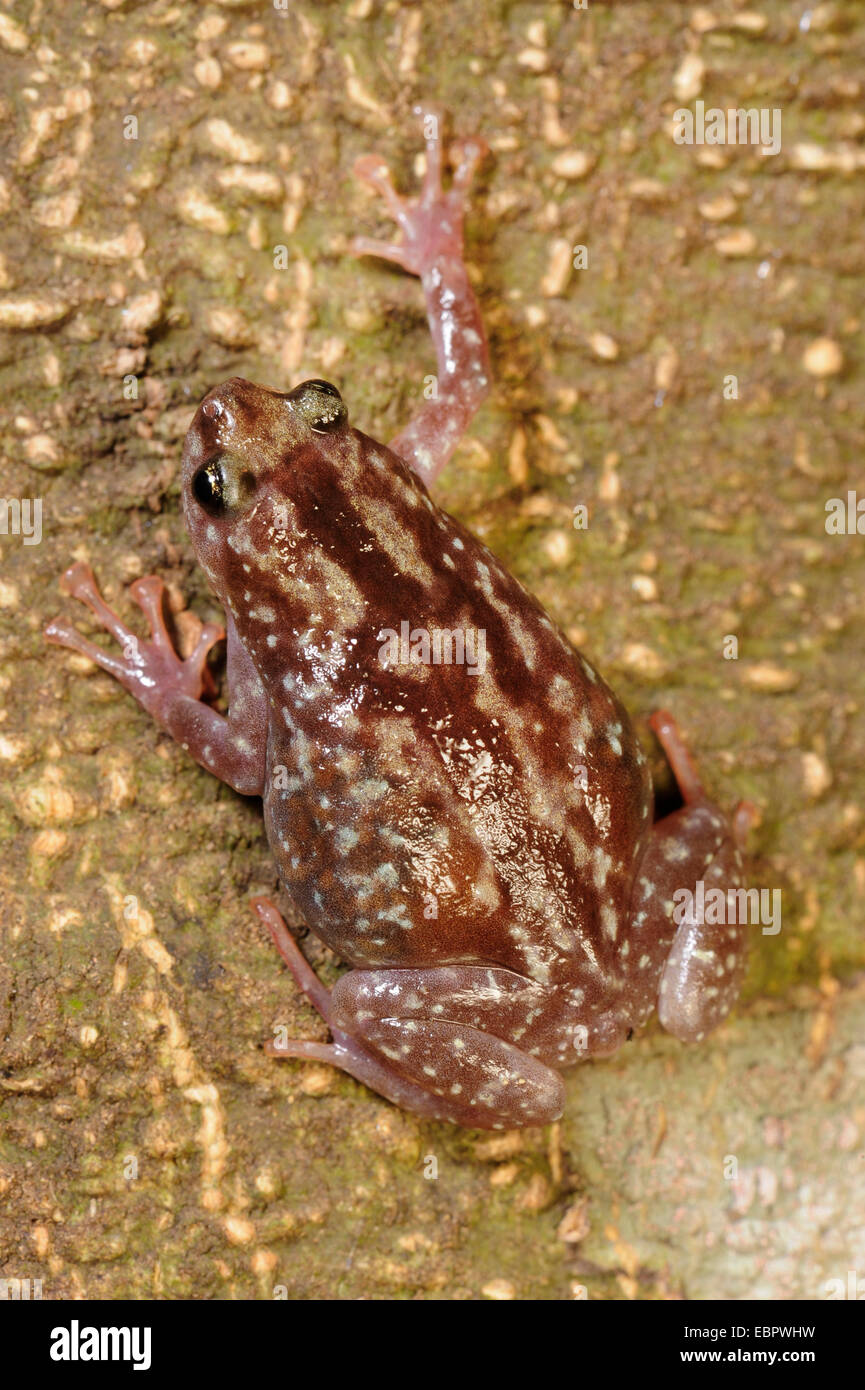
625, 711, 757, 1044
350, 104, 491, 486
253, 898, 564, 1129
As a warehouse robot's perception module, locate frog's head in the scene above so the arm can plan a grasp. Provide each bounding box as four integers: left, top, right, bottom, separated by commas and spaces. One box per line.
181, 375, 356, 606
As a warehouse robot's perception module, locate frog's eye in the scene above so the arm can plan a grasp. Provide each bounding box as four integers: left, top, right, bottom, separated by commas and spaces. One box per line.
192, 457, 255, 517
287, 379, 348, 434
192, 460, 226, 516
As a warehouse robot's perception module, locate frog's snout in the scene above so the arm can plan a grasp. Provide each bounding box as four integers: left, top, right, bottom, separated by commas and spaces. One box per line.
192, 376, 297, 447
197, 375, 253, 428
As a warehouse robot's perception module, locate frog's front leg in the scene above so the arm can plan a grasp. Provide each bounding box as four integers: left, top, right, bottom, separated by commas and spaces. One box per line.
46, 563, 267, 796
625, 711, 756, 1044
351, 104, 491, 485
254, 899, 564, 1130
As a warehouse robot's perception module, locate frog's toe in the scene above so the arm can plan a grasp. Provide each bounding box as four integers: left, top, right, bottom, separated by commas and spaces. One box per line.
733, 799, 760, 848
412, 102, 444, 196
183, 621, 224, 700
449, 135, 488, 193
46, 562, 143, 673
130, 575, 223, 699
649, 707, 705, 805
58, 559, 99, 602
129, 575, 175, 649
349, 233, 416, 270
264, 1037, 343, 1064
353, 153, 409, 227
252, 895, 337, 1026
44, 614, 131, 683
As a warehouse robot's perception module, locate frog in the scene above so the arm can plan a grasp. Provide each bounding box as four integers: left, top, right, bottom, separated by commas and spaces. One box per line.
46, 108, 755, 1130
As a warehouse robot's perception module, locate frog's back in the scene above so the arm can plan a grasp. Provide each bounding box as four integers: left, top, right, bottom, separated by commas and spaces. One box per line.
260, 432, 652, 989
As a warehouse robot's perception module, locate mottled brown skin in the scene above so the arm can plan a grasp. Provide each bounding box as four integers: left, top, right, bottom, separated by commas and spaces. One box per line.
46, 112, 752, 1129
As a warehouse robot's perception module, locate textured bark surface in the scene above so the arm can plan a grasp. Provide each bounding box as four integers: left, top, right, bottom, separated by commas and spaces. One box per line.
1, 0, 863, 1300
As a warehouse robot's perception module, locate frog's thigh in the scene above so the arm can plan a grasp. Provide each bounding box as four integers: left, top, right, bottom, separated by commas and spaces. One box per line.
331, 966, 565, 1128
640, 808, 748, 1043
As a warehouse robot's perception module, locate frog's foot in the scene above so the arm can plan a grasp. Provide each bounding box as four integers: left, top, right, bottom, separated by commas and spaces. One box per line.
254, 897, 564, 1130
350, 103, 487, 279
45, 561, 224, 711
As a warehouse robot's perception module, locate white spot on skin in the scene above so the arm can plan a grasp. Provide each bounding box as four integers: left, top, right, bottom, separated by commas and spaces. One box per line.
548, 673, 576, 713
413, 446, 433, 474
600, 904, 618, 941
350, 778, 390, 803
662, 839, 691, 863
592, 848, 613, 890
